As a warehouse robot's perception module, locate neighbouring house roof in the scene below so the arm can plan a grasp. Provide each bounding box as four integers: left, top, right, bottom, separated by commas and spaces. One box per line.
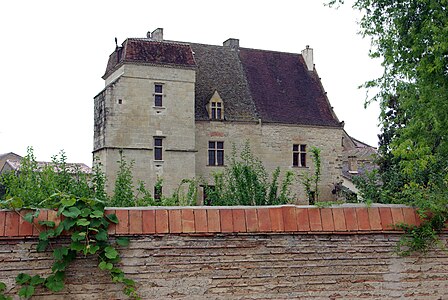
3, 160, 92, 174
103, 38, 342, 127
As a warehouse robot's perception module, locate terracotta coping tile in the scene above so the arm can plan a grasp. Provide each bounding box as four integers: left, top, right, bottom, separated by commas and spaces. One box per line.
356, 207, 370, 231
129, 210, 143, 234
296, 208, 310, 231
402, 207, 418, 227
368, 208, 382, 230
220, 209, 234, 233
232, 209, 246, 233
155, 209, 169, 234
18, 209, 34, 236
207, 209, 221, 232
194, 209, 208, 233
378, 207, 393, 230
245, 208, 259, 232
390, 207, 405, 227
115, 210, 129, 234
414, 210, 423, 226
320, 208, 335, 231
0, 211, 5, 236
308, 208, 322, 231
142, 209, 156, 234
105, 209, 117, 234
332, 208, 347, 231
47, 210, 60, 229
33, 210, 48, 236
282, 206, 298, 232
5, 211, 19, 237
182, 209, 195, 233
343, 208, 358, 231
168, 210, 182, 233
257, 208, 272, 232
269, 207, 284, 232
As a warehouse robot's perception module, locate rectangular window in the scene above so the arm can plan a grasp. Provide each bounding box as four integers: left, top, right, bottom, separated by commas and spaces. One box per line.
293, 144, 306, 167
154, 84, 163, 107
208, 141, 224, 166
154, 138, 163, 160
154, 185, 162, 200
203, 185, 215, 205
211, 102, 222, 120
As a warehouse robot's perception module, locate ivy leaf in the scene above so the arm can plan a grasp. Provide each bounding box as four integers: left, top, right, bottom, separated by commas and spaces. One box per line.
38, 220, 55, 228
90, 210, 104, 219
39, 230, 54, 241
53, 247, 69, 260
18, 285, 34, 299
54, 223, 64, 236
116, 237, 130, 247
71, 231, 86, 242
88, 245, 100, 255
106, 213, 119, 224
95, 229, 108, 241
45, 276, 64, 292
30, 275, 45, 286
98, 261, 113, 270
52, 260, 69, 272
61, 197, 76, 207
76, 218, 90, 226
104, 246, 119, 259
70, 241, 85, 251
23, 210, 39, 223
0, 281, 6, 292
62, 218, 76, 231
36, 240, 49, 252
89, 219, 102, 228
81, 208, 91, 218
16, 273, 31, 285
123, 278, 135, 287
62, 206, 81, 218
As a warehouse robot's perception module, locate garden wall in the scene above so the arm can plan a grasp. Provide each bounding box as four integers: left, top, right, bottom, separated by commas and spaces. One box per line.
1, 204, 447, 299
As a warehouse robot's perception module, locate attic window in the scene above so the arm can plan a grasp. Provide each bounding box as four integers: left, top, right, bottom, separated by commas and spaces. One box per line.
207, 91, 224, 120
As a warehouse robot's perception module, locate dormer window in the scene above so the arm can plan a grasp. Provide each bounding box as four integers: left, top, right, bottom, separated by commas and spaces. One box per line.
207, 91, 224, 120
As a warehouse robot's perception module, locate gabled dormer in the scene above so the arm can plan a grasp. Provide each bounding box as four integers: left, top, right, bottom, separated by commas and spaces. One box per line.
207, 91, 224, 121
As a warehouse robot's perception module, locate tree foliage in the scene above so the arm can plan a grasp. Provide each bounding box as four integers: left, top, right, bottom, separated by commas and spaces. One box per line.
328, 0, 448, 253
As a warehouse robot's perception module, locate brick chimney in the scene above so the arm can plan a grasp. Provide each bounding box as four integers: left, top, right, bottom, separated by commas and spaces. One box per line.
223, 38, 239, 49
147, 28, 164, 41
301, 45, 314, 71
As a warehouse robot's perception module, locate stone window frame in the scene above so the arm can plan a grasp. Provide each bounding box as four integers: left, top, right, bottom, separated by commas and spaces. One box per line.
207, 91, 224, 121
292, 144, 307, 167
153, 83, 164, 107
208, 141, 224, 166
154, 137, 163, 161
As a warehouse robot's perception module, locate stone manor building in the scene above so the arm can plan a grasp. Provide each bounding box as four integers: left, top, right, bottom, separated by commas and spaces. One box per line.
94, 28, 346, 203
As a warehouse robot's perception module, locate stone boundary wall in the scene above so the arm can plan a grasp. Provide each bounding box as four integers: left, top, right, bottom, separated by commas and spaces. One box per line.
1, 205, 447, 299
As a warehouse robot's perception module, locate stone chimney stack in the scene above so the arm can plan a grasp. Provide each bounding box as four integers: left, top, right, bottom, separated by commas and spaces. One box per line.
301, 45, 314, 71
223, 38, 239, 49
147, 28, 164, 41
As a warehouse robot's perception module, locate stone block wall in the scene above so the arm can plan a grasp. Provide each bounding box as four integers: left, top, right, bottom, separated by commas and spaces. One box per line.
1, 205, 447, 299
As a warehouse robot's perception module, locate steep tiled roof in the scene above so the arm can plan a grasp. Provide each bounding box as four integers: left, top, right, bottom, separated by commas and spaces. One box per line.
103, 38, 342, 127
104, 39, 196, 78
5, 160, 92, 174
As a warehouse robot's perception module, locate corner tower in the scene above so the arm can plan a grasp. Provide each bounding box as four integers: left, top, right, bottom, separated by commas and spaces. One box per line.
93, 29, 197, 196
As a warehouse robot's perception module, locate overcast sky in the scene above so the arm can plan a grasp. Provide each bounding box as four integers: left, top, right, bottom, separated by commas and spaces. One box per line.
0, 0, 382, 166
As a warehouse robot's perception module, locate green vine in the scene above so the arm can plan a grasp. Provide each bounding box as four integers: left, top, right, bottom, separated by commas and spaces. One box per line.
11, 193, 139, 299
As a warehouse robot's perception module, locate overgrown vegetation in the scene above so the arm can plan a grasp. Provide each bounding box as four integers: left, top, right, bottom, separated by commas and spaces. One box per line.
204, 142, 296, 206
329, 0, 448, 254
299, 146, 322, 205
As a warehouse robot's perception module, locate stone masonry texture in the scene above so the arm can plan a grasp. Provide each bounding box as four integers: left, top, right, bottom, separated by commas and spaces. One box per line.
0, 205, 447, 299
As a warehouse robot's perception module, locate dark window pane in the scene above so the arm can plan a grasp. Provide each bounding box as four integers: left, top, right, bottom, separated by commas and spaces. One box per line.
155, 148, 162, 160
217, 150, 224, 166
217, 142, 224, 149
209, 141, 215, 149
300, 145, 306, 152
155, 94, 163, 107
154, 138, 162, 146
211, 107, 216, 120
155, 84, 163, 93
217, 102, 222, 107
293, 153, 298, 166
217, 108, 222, 119
300, 153, 306, 167
208, 150, 215, 165
293, 144, 299, 152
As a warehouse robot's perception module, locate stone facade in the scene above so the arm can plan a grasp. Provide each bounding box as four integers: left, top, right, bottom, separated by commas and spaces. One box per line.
93, 30, 345, 203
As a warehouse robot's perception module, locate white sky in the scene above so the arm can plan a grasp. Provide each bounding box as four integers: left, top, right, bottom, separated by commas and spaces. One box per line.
0, 0, 382, 166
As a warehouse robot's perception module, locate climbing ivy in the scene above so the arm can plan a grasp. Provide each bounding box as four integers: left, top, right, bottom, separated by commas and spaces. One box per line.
10, 193, 139, 299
